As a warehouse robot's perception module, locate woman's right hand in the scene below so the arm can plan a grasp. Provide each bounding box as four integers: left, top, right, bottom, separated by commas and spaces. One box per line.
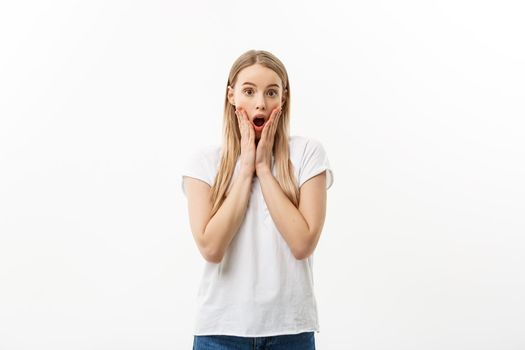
235, 107, 256, 176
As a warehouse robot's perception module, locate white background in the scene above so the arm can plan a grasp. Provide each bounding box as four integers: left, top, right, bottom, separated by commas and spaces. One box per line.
1, 1, 524, 349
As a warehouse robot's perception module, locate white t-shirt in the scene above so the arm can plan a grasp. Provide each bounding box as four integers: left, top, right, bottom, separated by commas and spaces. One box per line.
181, 135, 334, 337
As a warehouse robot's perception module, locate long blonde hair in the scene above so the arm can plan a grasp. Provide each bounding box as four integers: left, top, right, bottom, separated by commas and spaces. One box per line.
210, 49, 299, 217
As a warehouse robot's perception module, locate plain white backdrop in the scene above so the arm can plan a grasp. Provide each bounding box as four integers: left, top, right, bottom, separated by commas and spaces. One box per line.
1, 0, 524, 349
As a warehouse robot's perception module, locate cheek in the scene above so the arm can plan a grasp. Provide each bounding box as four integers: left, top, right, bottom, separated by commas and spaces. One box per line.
271, 102, 282, 111
234, 96, 249, 108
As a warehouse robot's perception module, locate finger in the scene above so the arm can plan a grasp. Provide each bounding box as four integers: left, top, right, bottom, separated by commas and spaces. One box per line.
262, 119, 271, 142
240, 109, 249, 127
237, 109, 244, 125
274, 108, 282, 126
249, 122, 254, 143
240, 109, 248, 128
241, 109, 255, 142
241, 108, 250, 123
236, 109, 243, 126
236, 112, 245, 138
260, 120, 267, 139
269, 109, 279, 134
273, 110, 281, 135
268, 109, 279, 135
274, 109, 282, 133
268, 121, 276, 144
270, 107, 280, 121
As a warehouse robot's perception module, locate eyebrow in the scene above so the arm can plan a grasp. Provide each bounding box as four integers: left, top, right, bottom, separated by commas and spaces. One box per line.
241, 82, 280, 89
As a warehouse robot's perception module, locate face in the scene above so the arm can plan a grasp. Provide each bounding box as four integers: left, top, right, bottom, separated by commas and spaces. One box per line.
228, 64, 286, 139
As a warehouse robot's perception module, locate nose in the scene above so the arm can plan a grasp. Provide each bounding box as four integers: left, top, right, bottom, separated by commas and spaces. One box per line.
255, 92, 266, 111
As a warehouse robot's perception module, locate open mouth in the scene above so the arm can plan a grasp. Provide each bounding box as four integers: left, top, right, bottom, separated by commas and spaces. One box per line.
253, 117, 265, 127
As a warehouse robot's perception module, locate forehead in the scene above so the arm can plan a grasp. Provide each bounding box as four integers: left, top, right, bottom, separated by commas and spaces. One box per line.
236, 64, 282, 88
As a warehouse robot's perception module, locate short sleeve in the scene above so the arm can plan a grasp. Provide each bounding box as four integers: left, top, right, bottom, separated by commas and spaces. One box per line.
298, 138, 334, 190
181, 149, 214, 197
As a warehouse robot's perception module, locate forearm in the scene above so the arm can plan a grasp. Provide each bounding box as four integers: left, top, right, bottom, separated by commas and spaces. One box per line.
257, 167, 311, 259
202, 170, 253, 262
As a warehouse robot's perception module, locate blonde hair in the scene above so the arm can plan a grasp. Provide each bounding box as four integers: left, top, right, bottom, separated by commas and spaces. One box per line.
209, 49, 299, 217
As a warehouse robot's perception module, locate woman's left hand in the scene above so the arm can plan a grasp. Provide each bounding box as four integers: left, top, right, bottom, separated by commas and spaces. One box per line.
255, 107, 282, 175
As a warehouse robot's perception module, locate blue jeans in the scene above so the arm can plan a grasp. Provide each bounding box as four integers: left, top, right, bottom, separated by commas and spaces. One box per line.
192, 331, 316, 350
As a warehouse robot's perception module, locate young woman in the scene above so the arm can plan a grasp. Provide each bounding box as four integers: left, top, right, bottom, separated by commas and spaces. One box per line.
182, 49, 334, 350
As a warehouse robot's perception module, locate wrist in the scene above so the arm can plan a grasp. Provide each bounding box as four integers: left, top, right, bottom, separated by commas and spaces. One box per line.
239, 167, 255, 179
255, 165, 272, 177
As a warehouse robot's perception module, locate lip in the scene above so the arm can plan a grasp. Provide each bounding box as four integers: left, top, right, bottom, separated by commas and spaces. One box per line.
251, 114, 267, 132
251, 113, 268, 122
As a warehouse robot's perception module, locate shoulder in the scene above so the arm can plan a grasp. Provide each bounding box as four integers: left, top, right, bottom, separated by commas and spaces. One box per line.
290, 134, 324, 145
290, 135, 333, 190
182, 143, 222, 182
289, 135, 327, 155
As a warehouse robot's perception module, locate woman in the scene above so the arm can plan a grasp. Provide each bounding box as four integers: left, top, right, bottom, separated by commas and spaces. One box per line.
182, 49, 334, 350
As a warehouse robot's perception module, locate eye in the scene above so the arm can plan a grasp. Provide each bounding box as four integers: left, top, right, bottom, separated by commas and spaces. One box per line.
243, 88, 254, 96
267, 89, 278, 97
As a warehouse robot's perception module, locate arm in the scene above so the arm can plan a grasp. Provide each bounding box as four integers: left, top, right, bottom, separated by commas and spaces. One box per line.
184, 169, 253, 263
257, 168, 327, 260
